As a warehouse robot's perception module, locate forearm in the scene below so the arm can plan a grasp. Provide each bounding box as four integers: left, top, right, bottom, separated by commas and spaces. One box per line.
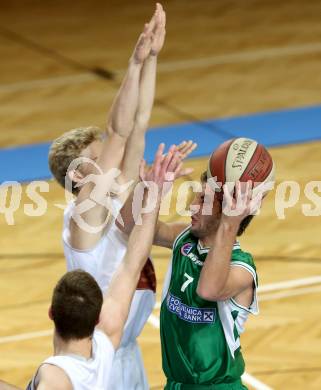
135, 55, 157, 128
120, 55, 157, 181
120, 127, 146, 182
197, 222, 239, 299
100, 194, 160, 347
125, 195, 161, 272
107, 60, 142, 138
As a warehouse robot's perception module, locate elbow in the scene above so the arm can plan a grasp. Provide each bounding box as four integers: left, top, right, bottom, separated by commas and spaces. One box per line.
134, 115, 149, 132
196, 283, 227, 302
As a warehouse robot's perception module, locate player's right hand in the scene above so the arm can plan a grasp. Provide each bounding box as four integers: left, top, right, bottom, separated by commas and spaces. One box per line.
132, 3, 166, 63
132, 27, 153, 64
150, 3, 166, 56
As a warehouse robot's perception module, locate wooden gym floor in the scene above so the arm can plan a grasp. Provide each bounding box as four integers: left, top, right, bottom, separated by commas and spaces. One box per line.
0, 1, 321, 389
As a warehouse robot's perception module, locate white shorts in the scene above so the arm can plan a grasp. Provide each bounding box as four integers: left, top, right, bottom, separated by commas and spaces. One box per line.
108, 341, 148, 390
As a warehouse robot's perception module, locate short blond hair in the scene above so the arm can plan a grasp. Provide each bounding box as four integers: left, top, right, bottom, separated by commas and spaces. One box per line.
49, 126, 102, 193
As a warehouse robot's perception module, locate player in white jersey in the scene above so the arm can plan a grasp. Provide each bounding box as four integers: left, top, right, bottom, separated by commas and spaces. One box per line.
0, 144, 181, 390
47, 4, 167, 389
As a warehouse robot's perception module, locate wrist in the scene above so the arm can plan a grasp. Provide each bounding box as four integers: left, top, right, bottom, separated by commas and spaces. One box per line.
219, 219, 240, 235
129, 57, 144, 68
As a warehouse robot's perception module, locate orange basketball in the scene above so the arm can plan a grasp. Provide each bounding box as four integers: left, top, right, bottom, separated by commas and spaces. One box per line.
207, 137, 275, 197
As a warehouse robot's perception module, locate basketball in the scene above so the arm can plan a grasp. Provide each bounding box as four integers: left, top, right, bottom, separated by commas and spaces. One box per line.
207, 137, 275, 197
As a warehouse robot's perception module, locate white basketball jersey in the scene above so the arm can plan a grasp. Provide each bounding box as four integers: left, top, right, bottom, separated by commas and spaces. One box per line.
62, 199, 156, 346
28, 330, 114, 390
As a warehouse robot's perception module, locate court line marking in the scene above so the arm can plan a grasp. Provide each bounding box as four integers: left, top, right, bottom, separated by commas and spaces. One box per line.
259, 285, 321, 301
2, 42, 321, 94
156, 42, 321, 73
1, 276, 320, 344
1, 277, 321, 389
0, 329, 52, 344
241, 373, 273, 390
0, 73, 95, 94
258, 275, 321, 293
153, 275, 321, 310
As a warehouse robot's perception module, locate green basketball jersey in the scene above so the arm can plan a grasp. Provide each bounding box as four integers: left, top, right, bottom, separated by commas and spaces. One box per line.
160, 226, 258, 388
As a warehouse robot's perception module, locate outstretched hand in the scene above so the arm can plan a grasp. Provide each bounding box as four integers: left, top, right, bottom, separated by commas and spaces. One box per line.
132, 3, 166, 63
139, 140, 197, 188
150, 3, 166, 56
139, 144, 182, 192
175, 140, 197, 178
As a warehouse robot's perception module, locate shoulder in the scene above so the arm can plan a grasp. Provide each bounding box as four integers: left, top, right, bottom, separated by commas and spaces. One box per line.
37, 363, 72, 390
172, 225, 193, 250
231, 247, 255, 269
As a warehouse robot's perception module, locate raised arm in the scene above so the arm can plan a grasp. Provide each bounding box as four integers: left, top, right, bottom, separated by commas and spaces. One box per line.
98, 144, 181, 348
69, 19, 155, 250
120, 3, 166, 184
196, 182, 256, 302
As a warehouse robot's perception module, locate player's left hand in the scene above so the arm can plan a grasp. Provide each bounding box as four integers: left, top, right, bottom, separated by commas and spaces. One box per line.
221, 181, 262, 226
174, 140, 197, 178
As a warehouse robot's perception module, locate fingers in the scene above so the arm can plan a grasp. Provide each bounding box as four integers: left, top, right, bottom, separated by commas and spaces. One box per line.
222, 180, 258, 219
166, 148, 181, 173
139, 159, 146, 181
153, 143, 165, 179
173, 161, 183, 178
134, 31, 151, 55
150, 3, 166, 55
178, 140, 197, 158
136, 33, 146, 49
223, 183, 234, 205
175, 167, 194, 178
160, 145, 176, 178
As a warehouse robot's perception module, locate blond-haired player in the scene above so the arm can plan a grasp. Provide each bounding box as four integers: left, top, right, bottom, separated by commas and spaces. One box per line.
47, 4, 176, 389
1, 144, 181, 390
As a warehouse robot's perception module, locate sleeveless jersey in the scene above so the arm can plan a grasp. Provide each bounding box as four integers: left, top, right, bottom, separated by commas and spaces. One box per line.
27, 330, 114, 390
63, 199, 156, 346
160, 226, 258, 387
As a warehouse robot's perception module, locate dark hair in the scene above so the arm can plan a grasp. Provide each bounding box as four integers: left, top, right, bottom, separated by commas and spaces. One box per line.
200, 170, 254, 236
51, 270, 103, 341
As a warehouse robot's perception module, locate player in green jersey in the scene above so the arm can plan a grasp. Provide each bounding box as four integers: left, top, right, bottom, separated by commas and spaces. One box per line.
155, 171, 261, 389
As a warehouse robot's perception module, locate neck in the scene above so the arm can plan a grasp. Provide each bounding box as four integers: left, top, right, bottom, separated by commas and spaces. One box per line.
199, 236, 214, 248
200, 231, 238, 249
53, 330, 93, 359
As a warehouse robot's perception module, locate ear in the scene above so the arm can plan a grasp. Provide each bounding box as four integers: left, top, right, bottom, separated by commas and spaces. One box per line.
67, 169, 84, 185
48, 306, 54, 321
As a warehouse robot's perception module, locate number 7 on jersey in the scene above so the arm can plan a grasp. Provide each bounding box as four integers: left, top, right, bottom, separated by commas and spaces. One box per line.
181, 273, 194, 292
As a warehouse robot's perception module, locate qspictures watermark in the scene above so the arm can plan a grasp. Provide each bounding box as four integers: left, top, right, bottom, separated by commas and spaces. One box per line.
0, 177, 321, 226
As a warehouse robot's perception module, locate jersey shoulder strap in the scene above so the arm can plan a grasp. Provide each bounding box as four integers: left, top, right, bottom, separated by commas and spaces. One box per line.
231, 248, 257, 286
